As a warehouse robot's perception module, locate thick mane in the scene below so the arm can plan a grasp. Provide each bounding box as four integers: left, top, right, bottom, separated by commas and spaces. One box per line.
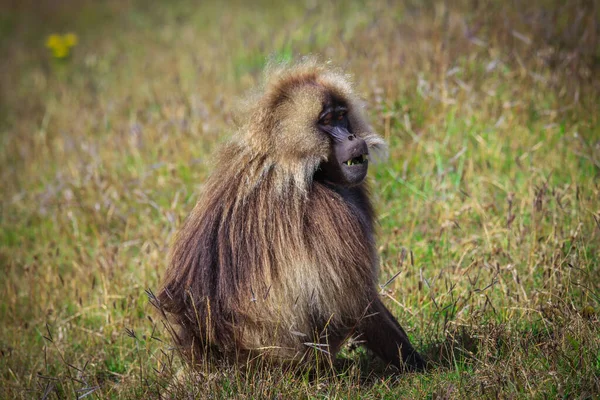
160, 138, 377, 355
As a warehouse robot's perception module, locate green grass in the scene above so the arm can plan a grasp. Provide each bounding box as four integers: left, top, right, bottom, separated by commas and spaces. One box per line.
1, 0, 599, 398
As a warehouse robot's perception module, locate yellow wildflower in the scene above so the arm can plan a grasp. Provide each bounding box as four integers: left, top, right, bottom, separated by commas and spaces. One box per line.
45, 33, 79, 59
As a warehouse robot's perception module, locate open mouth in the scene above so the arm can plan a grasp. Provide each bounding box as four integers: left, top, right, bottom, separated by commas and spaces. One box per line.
343, 154, 368, 166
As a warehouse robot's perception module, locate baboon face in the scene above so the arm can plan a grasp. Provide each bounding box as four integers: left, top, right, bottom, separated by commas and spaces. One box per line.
316, 96, 369, 187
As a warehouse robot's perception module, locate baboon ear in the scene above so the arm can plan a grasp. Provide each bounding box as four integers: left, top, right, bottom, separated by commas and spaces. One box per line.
364, 133, 388, 164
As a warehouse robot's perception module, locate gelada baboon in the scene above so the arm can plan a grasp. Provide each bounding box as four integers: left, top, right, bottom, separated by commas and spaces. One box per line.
157, 59, 425, 372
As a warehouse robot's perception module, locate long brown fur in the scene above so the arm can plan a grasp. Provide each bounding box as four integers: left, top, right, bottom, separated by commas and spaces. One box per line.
158, 59, 399, 365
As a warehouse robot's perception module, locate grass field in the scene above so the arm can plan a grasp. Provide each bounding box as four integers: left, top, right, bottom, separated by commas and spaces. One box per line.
1, 0, 599, 398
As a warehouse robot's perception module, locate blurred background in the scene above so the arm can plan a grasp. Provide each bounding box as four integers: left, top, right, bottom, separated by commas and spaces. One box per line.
1, 0, 599, 398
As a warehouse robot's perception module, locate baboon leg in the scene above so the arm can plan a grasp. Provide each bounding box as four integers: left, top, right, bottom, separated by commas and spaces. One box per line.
359, 298, 426, 372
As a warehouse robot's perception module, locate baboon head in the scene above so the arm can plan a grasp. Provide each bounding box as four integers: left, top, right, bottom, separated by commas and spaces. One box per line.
242, 60, 386, 190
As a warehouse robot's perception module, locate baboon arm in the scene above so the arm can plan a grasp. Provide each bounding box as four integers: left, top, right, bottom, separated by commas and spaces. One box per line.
359, 298, 426, 372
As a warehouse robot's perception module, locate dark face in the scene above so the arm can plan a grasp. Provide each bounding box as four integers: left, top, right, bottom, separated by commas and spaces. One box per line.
315, 99, 369, 187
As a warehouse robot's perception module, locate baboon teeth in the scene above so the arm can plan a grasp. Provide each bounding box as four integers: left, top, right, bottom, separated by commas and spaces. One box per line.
344, 154, 367, 166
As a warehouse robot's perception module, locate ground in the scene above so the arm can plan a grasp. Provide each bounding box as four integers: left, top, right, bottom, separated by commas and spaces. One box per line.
1, 0, 599, 398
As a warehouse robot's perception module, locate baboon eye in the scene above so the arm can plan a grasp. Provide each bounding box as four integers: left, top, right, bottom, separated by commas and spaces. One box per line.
336, 107, 347, 120
320, 113, 332, 125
